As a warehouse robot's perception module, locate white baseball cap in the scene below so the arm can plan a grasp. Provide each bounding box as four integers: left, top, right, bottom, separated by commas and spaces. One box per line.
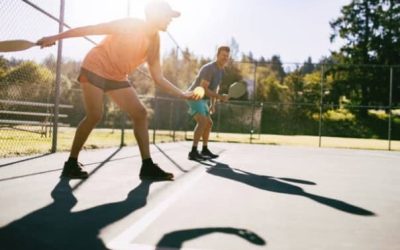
145, 1, 181, 18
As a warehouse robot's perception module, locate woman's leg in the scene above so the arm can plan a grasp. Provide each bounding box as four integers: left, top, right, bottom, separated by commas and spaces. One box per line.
69, 81, 104, 158
107, 87, 150, 159
107, 87, 173, 180
62, 80, 104, 179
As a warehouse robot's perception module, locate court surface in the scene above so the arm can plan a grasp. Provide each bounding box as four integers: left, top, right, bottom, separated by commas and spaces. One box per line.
0, 142, 399, 250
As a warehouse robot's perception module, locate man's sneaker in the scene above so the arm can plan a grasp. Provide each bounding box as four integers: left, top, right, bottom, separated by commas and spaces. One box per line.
188, 150, 206, 161
61, 161, 88, 179
140, 162, 174, 181
201, 148, 219, 159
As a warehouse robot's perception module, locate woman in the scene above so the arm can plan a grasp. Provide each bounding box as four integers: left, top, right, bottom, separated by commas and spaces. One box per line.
37, 1, 197, 181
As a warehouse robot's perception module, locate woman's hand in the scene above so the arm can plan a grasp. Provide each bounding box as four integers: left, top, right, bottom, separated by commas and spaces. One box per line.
36, 36, 57, 48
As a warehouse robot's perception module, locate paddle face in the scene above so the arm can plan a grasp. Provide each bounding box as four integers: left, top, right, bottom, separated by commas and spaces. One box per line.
0, 40, 37, 52
228, 81, 247, 99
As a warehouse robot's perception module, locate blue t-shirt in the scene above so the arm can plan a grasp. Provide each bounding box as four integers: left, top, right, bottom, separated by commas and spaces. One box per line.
188, 61, 224, 99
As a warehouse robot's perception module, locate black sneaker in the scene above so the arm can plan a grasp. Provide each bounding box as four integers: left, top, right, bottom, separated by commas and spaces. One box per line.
139, 162, 174, 181
61, 161, 88, 179
188, 150, 206, 161
201, 148, 219, 159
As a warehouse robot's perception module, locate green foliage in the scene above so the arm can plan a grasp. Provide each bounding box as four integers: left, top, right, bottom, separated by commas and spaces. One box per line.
283, 70, 304, 103
261, 76, 289, 103
330, 0, 400, 107
0, 61, 54, 86
322, 109, 355, 122
161, 48, 201, 94
162, 49, 180, 85
0, 61, 55, 103
269, 55, 286, 81
301, 71, 322, 110
300, 57, 315, 75
0, 56, 9, 78
368, 109, 388, 120
2, 0, 399, 141
129, 66, 154, 95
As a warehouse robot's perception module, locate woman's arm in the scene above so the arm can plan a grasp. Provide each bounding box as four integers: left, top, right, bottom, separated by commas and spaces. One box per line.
147, 34, 195, 100
37, 18, 137, 47
148, 59, 194, 99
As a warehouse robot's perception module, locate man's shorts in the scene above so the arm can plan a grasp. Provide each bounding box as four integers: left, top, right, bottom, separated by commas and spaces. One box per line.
187, 100, 209, 116
78, 68, 132, 92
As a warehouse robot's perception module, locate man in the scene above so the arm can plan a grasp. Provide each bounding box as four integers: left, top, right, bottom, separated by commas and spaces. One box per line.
37, 1, 198, 180
187, 46, 230, 160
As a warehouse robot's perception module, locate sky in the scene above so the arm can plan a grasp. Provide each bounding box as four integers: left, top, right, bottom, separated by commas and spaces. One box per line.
0, 0, 351, 64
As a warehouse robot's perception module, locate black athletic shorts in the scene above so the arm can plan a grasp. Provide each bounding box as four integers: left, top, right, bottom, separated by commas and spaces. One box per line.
78, 68, 132, 92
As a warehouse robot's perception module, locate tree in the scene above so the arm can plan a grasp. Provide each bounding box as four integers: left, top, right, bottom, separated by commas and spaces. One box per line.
229, 37, 240, 61
128, 65, 154, 96
284, 70, 305, 103
241, 51, 254, 63
162, 48, 179, 90
302, 71, 323, 113
0, 56, 9, 78
373, 0, 400, 65
0, 61, 55, 102
270, 55, 285, 82
42, 54, 57, 72
177, 48, 201, 89
300, 57, 315, 75
330, 0, 400, 109
0, 61, 53, 86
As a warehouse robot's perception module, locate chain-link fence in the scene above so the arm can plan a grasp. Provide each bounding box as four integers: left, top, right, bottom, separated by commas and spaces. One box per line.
1, 0, 399, 158
0, 0, 61, 156
255, 62, 399, 149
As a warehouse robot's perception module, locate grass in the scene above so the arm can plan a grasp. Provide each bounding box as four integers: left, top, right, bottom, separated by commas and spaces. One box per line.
1, 127, 399, 158
0, 127, 187, 158
192, 132, 399, 151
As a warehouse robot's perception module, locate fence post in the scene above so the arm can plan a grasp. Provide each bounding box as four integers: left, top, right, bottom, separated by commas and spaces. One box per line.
171, 100, 175, 141
250, 61, 258, 143
258, 102, 263, 139
51, 0, 65, 153
318, 64, 324, 148
216, 102, 221, 138
388, 67, 393, 151
120, 113, 125, 147
152, 96, 158, 144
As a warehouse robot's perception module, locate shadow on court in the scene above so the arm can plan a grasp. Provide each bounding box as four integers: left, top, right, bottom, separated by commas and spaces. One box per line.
0, 153, 52, 168
200, 160, 375, 216
0, 178, 154, 250
156, 227, 266, 249
0, 147, 127, 183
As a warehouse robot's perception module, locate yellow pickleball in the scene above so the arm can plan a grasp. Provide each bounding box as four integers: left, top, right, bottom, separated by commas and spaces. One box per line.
193, 86, 205, 98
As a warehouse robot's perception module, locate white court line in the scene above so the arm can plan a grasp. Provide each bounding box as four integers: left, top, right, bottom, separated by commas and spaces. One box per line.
107, 166, 207, 250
